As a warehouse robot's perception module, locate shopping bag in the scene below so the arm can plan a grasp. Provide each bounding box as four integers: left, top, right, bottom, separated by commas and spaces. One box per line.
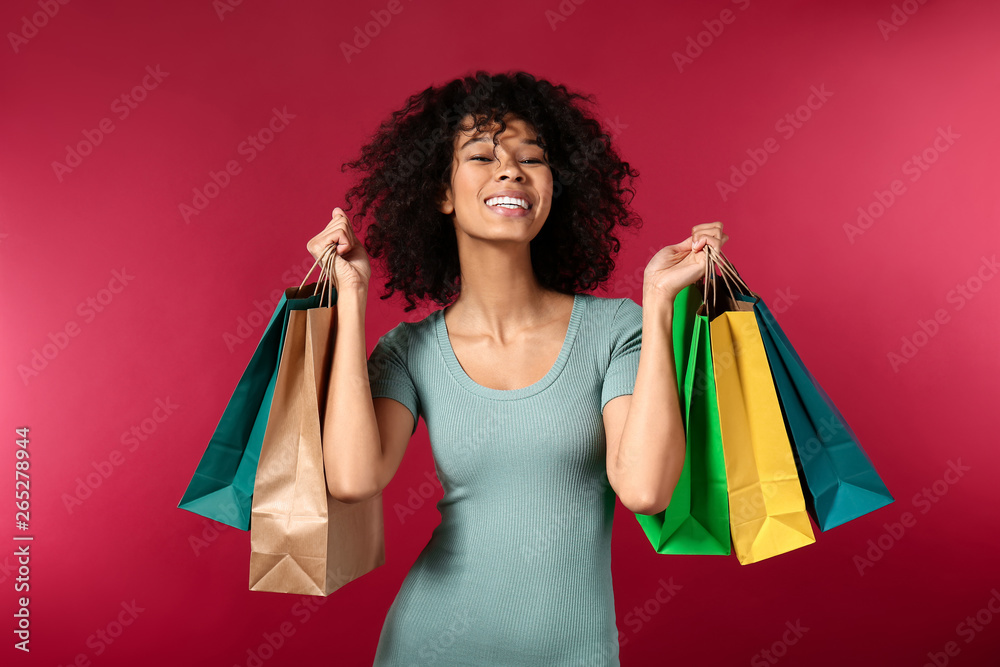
250, 248, 385, 596
634, 285, 731, 555
178, 265, 327, 530
714, 252, 894, 531
704, 245, 815, 565
744, 297, 894, 531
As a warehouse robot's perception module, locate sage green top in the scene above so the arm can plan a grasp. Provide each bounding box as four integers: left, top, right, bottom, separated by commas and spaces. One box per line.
367, 292, 643, 666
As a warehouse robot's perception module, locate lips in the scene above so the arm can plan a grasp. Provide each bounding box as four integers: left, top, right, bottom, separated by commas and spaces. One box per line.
484, 190, 533, 213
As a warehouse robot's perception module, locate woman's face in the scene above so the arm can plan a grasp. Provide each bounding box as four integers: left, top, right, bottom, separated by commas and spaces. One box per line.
438, 114, 553, 244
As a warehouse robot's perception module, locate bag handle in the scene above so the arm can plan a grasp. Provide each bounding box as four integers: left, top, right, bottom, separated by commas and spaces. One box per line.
295, 244, 338, 307
705, 244, 755, 298
701, 244, 758, 320
701, 245, 738, 315
704, 244, 756, 299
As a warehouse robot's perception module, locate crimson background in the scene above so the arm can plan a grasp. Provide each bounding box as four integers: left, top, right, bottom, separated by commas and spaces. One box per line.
2, 0, 999, 665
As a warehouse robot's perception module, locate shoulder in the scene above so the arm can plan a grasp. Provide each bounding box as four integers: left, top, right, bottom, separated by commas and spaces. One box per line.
580, 293, 641, 325
576, 294, 642, 357
371, 320, 413, 364
371, 309, 440, 358
610, 297, 642, 346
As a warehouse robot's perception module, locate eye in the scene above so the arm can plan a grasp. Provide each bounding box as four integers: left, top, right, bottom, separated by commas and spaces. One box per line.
467, 154, 546, 165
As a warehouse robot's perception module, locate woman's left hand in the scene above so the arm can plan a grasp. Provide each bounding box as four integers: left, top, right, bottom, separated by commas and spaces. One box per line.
642, 221, 729, 304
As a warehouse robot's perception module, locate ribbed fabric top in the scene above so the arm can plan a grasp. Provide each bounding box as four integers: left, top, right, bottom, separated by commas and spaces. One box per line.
367, 292, 643, 666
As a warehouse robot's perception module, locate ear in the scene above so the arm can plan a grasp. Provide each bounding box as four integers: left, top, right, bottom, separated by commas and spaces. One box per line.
437, 185, 454, 215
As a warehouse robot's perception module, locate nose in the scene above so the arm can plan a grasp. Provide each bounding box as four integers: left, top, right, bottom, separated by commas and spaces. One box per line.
495, 153, 525, 182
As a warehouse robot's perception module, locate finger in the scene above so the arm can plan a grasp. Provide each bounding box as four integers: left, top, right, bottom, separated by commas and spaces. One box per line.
329, 229, 352, 255
691, 221, 724, 234
686, 244, 708, 263
701, 235, 723, 253
692, 227, 726, 252
701, 232, 730, 252
308, 238, 338, 260
328, 208, 350, 230
325, 209, 358, 252
666, 235, 694, 253
309, 222, 352, 260
691, 234, 714, 252
335, 209, 360, 244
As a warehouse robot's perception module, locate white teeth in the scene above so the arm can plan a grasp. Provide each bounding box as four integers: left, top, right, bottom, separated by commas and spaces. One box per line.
486, 196, 529, 210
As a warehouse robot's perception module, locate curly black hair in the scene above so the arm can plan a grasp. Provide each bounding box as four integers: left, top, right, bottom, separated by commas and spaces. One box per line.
341, 70, 641, 313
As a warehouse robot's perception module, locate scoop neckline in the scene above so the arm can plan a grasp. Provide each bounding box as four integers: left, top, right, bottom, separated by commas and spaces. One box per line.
435, 293, 585, 400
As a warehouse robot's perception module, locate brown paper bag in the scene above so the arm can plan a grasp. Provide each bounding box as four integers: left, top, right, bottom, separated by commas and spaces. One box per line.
249, 251, 385, 596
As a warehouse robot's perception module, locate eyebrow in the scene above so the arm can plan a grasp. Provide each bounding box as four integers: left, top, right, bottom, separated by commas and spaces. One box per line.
459, 136, 543, 151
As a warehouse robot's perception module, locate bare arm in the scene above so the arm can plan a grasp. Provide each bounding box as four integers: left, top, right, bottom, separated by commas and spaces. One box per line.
604, 295, 686, 515
309, 208, 415, 503
604, 221, 729, 515
323, 286, 415, 503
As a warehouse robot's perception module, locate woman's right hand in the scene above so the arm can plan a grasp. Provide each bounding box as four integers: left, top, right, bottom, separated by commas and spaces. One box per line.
307, 207, 371, 293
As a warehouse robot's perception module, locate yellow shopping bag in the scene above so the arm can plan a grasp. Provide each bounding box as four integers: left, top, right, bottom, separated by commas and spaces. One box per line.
705, 246, 815, 564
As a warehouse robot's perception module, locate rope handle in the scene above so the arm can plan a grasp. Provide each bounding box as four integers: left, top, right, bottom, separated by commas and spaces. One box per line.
704, 244, 756, 298
701, 244, 757, 319
295, 244, 338, 307
705, 244, 755, 298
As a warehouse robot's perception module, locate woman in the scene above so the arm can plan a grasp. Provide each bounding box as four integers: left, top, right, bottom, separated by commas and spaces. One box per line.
306, 71, 727, 665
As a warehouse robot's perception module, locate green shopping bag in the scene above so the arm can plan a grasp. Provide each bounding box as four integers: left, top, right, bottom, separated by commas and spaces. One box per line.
633, 285, 731, 555
178, 254, 333, 530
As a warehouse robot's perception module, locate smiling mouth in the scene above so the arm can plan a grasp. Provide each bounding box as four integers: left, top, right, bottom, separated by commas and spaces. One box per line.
485, 196, 532, 210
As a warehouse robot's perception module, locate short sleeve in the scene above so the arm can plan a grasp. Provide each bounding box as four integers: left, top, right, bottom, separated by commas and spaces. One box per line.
367, 322, 421, 435
600, 297, 643, 413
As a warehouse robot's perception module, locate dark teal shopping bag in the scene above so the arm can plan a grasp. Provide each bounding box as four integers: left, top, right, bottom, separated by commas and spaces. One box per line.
178, 283, 326, 530
742, 295, 894, 531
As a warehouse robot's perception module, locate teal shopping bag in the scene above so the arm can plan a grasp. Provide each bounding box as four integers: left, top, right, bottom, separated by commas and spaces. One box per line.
749, 298, 894, 531
178, 279, 329, 530
633, 284, 731, 555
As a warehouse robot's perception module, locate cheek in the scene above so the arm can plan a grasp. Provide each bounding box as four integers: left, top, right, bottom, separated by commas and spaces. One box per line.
539, 177, 554, 208
538, 168, 554, 192
456, 174, 488, 212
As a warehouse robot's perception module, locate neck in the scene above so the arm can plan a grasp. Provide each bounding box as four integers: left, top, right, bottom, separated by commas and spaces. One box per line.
445, 237, 559, 341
